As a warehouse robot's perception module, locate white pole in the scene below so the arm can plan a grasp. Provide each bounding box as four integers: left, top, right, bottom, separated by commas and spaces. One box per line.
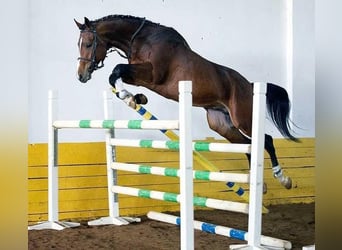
29, 91, 79, 230
247, 82, 267, 248
88, 91, 139, 226
179, 81, 194, 250
103, 91, 119, 218
48, 90, 58, 222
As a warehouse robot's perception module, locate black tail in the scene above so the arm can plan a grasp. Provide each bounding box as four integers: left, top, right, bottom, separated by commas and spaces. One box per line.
265, 83, 299, 142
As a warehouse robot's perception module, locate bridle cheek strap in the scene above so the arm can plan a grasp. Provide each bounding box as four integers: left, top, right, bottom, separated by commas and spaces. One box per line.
77, 29, 104, 72
78, 17, 146, 69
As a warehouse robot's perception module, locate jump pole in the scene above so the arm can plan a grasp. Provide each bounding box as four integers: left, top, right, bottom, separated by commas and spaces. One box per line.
111, 162, 250, 183
147, 211, 292, 250
112, 185, 249, 214
110, 139, 251, 153
142, 83, 277, 249
111, 87, 268, 213
110, 88, 250, 191
52, 119, 179, 130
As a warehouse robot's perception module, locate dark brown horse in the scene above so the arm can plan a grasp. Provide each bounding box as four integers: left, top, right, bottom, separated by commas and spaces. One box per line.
75, 15, 298, 190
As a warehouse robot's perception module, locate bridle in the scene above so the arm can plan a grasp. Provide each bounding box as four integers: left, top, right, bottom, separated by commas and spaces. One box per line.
78, 29, 104, 72
77, 18, 146, 72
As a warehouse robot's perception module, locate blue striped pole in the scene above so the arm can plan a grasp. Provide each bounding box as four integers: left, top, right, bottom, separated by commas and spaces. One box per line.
147, 211, 292, 250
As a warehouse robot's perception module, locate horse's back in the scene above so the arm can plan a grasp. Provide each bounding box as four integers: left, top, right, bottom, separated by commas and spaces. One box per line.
139, 24, 253, 107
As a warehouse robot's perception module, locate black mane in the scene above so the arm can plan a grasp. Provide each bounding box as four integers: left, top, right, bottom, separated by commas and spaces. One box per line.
91, 14, 159, 27
91, 15, 190, 49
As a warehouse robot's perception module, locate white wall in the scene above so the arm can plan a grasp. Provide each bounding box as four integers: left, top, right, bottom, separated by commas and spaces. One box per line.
27, 0, 314, 143
291, 0, 315, 137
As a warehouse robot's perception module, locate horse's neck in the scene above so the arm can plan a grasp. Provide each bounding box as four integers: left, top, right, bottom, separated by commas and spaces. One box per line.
97, 20, 143, 54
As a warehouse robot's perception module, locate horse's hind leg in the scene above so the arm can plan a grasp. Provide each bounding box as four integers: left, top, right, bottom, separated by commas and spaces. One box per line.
206, 108, 250, 143
206, 108, 292, 192
206, 108, 268, 193
265, 134, 292, 189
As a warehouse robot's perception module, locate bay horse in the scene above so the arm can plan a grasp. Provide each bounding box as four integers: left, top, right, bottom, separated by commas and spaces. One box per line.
75, 15, 299, 190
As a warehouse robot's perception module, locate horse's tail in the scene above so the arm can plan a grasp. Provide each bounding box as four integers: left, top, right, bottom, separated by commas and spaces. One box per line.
264, 83, 299, 142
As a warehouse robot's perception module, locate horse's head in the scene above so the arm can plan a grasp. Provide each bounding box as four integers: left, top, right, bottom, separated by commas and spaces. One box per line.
74, 17, 107, 83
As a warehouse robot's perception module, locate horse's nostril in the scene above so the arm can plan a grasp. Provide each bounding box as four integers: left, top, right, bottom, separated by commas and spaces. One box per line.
78, 72, 90, 83
78, 74, 85, 83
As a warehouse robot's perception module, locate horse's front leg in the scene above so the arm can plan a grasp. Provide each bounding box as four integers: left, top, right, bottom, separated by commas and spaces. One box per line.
109, 63, 153, 104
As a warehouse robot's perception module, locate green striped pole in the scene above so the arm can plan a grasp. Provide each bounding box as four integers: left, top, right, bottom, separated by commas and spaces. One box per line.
53, 119, 178, 130
110, 138, 251, 153
112, 185, 249, 214
111, 162, 249, 183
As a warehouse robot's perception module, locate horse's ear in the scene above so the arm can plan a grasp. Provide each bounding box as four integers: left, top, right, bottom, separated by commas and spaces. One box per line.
84, 17, 91, 28
74, 19, 85, 30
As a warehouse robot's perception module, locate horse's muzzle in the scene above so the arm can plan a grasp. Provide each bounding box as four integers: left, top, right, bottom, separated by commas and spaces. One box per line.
78, 72, 91, 83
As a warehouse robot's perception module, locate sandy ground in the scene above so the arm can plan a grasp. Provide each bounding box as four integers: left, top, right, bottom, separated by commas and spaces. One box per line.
29, 203, 314, 250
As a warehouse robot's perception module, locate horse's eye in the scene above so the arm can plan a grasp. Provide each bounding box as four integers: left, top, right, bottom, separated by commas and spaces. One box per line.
85, 43, 92, 48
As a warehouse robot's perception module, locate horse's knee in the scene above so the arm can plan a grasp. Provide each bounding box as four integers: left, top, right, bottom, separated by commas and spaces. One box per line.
109, 64, 126, 86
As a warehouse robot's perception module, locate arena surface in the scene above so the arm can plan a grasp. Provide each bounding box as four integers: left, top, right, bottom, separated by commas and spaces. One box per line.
29, 203, 314, 250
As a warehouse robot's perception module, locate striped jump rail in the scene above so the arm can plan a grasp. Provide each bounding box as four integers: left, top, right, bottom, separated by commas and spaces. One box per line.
111, 87, 254, 209
52, 119, 179, 130
147, 211, 292, 250
112, 162, 268, 213
112, 162, 249, 183
110, 138, 251, 154
112, 185, 249, 214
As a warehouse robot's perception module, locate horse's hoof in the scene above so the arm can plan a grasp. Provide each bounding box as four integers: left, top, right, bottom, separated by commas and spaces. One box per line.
263, 183, 267, 194
134, 94, 148, 105
281, 176, 292, 189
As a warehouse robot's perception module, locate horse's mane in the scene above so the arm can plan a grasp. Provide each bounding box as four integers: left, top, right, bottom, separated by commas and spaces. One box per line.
91, 14, 190, 48
92, 15, 160, 27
